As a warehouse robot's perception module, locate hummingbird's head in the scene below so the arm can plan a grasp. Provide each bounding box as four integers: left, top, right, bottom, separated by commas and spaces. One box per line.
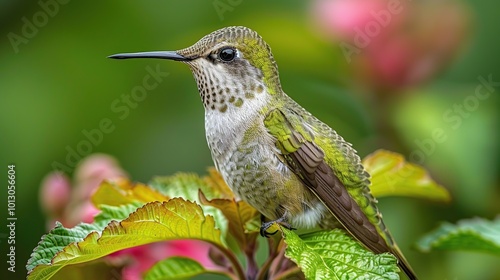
109, 26, 281, 113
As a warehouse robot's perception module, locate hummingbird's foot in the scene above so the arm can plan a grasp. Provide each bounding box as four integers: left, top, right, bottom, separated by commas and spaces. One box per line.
259, 213, 296, 238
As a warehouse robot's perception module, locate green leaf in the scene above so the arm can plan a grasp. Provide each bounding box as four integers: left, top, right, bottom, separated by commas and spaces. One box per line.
199, 190, 259, 254
26, 203, 141, 273
145, 257, 204, 280
363, 149, 451, 202
150, 173, 211, 200
145, 257, 228, 280
282, 228, 400, 280
416, 216, 500, 256
27, 199, 222, 280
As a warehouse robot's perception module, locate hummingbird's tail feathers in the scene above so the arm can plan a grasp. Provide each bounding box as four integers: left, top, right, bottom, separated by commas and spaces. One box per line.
390, 245, 418, 280
306, 157, 420, 280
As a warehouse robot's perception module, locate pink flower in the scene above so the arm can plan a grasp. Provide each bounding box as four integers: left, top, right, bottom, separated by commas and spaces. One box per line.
64, 201, 100, 227
311, 0, 471, 90
313, 0, 394, 39
40, 154, 128, 228
39, 172, 71, 217
74, 154, 128, 200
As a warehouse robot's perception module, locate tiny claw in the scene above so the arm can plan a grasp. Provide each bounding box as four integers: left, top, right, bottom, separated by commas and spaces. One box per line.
259, 212, 296, 238
260, 227, 278, 238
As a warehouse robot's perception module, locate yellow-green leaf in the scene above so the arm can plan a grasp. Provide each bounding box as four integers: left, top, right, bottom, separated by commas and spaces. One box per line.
203, 167, 236, 200
150, 172, 229, 241
150, 169, 233, 201
363, 149, 451, 202
42, 259, 124, 280
91, 179, 169, 207
150, 173, 210, 201
27, 199, 222, 280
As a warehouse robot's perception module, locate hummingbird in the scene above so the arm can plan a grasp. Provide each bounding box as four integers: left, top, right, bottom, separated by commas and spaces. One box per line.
109, 26, 417, 279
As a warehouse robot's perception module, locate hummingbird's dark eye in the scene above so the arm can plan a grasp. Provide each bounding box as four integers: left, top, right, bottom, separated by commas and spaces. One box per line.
218, 47, 236, 62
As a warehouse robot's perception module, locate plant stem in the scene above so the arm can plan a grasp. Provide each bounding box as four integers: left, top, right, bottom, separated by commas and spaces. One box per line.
256, 235, 282, 280
214, 244, 246, 280
273, 267, 303, 280
245, 237, 259, 280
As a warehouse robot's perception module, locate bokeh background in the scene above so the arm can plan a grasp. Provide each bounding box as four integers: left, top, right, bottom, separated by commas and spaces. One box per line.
0, 0, 499, 279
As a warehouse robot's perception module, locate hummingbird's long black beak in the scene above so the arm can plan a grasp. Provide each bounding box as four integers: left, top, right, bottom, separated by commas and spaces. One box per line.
108, 51, 191, 61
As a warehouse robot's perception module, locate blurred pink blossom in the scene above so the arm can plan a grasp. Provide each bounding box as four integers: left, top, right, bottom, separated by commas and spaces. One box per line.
313, 0, 400, 39
65, 201, 101, 226
74, 153, 128, 200
312, 0, 471, 91
63, 154, 128, 227
39, 172, 71, 217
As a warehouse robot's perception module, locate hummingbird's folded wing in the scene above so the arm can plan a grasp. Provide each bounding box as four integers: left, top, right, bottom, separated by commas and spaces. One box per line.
264, 108, 390, 253
264, 107, 417, 279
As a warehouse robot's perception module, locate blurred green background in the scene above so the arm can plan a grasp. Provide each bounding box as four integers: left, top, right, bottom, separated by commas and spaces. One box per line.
0, 0, 499, 279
